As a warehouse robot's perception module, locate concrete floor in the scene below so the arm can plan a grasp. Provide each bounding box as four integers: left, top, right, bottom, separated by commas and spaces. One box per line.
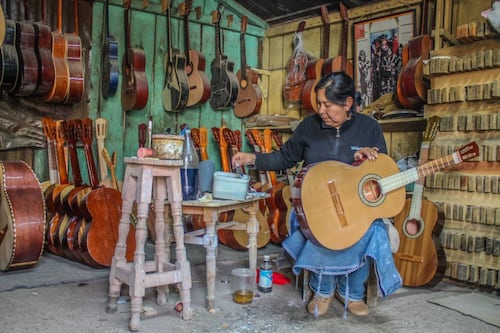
0, 242, 499, 333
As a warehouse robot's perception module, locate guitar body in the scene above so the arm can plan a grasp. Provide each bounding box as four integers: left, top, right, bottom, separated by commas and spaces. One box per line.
64, 34, 85, 104
33, 21, 55, 96
162, 52, 189, 111
264, 182, 288, 244
293, 155, 406, 250
0, 161, 45, 272
0, 19, 20, 93
121, 48, 148, 111
186, 49, 211, 107
234, 65, 262, 118
43, 31, 69, 103
393, 197, 446, 287
14, 21, 39, 96
301, 58, 324, 113
223, 208, 271, 250
322, 56, 354, 78
209, 58, 239, 110
396, 34, 431, 110
101, 37, 119, 98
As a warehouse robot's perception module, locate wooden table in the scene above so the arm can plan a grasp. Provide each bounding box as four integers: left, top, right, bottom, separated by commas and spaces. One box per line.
181, 196, 265, 312
107, 158, 192, 331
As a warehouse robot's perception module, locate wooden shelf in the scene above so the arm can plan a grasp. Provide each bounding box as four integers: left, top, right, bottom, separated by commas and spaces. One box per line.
378, 117, 427, 132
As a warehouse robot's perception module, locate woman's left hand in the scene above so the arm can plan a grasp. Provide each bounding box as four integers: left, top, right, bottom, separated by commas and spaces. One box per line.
354, 147, 379, 161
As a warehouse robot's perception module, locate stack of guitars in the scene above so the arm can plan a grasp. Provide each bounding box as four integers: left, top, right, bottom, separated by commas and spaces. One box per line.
188, 127, 293, 250
41, 117, 135, 268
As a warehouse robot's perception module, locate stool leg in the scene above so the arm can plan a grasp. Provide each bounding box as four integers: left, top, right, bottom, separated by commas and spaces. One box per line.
153, 177, 168, 306
203, 211, 218, 312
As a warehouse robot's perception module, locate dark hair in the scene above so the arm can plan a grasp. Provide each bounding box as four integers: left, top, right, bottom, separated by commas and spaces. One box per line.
315, 72, 355, 107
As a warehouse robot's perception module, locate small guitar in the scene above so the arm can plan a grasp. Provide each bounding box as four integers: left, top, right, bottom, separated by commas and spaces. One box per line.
121, 0, 148, 111
33, 0, 55, 96
64, 0, 85, 104
101, 0, 119, 98
180, 0, 211, 107
162, 0, 189, 112
294, 141, 479, 250
234, 16, 262, 118
393, 116, 446, 287
209, 7, 239, 111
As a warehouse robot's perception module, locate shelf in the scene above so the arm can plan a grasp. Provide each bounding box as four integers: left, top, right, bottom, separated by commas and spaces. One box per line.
378, 117, 427, 132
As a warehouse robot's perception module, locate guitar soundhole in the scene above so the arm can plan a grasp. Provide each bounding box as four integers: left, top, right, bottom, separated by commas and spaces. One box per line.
359, 178, 383, 206
403, 218, 424, 238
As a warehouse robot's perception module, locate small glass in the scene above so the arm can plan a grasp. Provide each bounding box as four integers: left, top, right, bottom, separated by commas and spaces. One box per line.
231, 268, 255, 304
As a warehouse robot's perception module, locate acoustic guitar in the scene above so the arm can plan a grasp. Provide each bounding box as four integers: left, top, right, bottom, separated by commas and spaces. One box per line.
283, 21, 307, 106
33, 0, 55, 96
0, 1, 20, 94
121, 0, 148, 111
101, 0, 119, 98
209, 7, 239, 111
0, 161, 45, 272
233, 16, 262, 118
0, 4, 4, 46
293, 141, 479, 250
64, 0, 85, 104
161, 0, 189, 112
393, 116, 446, 287
43, 0, 70, 103
180, 0, 210, 107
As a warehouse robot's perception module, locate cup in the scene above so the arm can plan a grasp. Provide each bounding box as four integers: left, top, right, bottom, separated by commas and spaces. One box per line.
231, 268, 255, 304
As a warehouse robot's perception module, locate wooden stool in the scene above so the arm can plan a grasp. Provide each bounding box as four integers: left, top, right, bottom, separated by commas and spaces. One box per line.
106, 158, 192, 331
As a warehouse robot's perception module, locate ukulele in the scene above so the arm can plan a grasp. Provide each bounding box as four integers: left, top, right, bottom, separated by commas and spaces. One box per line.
393, 116, 446, 287
43, 0, 70, 103
162, 0, 189, 112
121, 0, 148, 111
294, 141, 479, 251
180, 0, 211, 107
301, 7, 329, 113
396, 0, 431, 110
321, 1, 354, 78
13, 0, 39, 96
33, 0, 55, 96
209, 7, 239, 111
64, 0, 85, 104
0, 1, 20, 94
101, 0, 119, 98
284, 21, 307, 106
234, 16, 262, 118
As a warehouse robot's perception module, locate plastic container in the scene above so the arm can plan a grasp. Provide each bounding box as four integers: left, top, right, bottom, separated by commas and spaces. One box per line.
180, 128, 199, 201
231, 268, 255, 304
258, 255, 273, 293
212, 172, 250, 201
151, 134, 184, 160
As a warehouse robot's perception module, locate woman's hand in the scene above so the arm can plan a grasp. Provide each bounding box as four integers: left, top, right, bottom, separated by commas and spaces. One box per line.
231, 152, 256, 168
354, 147, 379, 161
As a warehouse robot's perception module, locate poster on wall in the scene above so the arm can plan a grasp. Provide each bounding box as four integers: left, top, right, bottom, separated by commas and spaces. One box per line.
353, 10, 415, 108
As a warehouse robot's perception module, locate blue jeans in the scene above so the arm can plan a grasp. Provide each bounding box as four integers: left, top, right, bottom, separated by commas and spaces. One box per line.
308, 261, 370, 301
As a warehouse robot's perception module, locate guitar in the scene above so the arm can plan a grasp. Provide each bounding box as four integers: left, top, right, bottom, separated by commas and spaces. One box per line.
209, 7, 239, 111
393, 116, 446, 287
321, 1, 353, 78
101, 0, 119, 98
64, 0, 85, 104
272, 130, 293, 232
162, 0, 189, 112
13, 0, 39, 96
0, 1, 20, 94
284, 21, 307, 106
43, 0, 70, 103
180, 0, 211, 107
0, 161, 45, 272
0, 4, 4, 46
234, 16, 262, 118
121, 0, 148, 111
396, 0, 431, 110
294, 141, 479, 250
302, 6, 329, 113
33, 0, 55, 96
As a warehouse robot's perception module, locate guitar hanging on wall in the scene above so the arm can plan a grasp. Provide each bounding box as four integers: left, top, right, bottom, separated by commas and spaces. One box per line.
64, 0, 85, 104
162, 0, 189, 112
101, 0, 119, 98
33, 0, 55, 97
121, 0, 148, 111
233, 16, 262, 118
180, 0, 211, 107
209, 6, 239, 111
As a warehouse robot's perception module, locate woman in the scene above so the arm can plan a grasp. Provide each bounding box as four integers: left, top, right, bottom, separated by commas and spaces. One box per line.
232, 72, 402, 318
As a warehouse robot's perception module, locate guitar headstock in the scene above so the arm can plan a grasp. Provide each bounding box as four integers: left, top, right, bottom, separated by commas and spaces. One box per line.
272, 130, 283, 148
42, 117, 56, 141
191, 127, 201, 149
123, 0, 131, 10
339, 1, 348, 21
179, 0, 192, 16
55, 120, 66, 147
263, 128, 273, 154
211, 127, 220, 144
234, 130, 242, 151
211, 9, 220, 24
241, 16, 248, 34
422, 116, 440, 143
251, 129, 264, 152
219, 127, 228, 149
222, 127, 236, 147
199, 127, 208, 149
138, 123, 147, 148
95, 117, 107, 141
65, 119, 81, 147
457, 141, 480, 162
320, 5, 329, 25
80, 118, 94, 146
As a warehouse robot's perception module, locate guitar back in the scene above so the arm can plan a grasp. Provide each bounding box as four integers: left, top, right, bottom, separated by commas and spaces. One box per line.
121, 48, 149, 111
33, 18, 55, 96
14, 19, 39, 96
0, 19, 20, 93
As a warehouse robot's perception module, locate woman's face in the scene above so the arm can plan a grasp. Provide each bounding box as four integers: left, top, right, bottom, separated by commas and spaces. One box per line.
316, 88, 353, 128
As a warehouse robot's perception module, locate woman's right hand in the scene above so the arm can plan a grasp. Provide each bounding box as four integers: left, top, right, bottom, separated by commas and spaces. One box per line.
231, 152, 256, 168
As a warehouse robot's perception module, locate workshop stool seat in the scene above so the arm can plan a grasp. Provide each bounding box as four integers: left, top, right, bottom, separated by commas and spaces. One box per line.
106, 158, 192, 331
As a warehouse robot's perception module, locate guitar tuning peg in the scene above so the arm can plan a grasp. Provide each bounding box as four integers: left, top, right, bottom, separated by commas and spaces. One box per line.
226, 14, 233, 27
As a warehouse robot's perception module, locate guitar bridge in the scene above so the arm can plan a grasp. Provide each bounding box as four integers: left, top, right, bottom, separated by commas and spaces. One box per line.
328, 180, 348, 227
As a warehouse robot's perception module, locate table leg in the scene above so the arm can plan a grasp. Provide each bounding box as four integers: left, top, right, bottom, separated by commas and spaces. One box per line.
246, 202, 259, 272
203, 210, 218, 313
